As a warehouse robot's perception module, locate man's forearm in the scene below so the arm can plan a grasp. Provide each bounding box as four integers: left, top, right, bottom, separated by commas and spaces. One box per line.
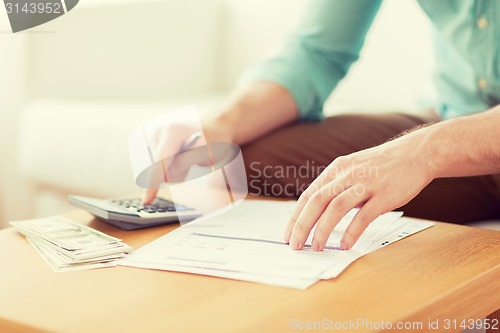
209, 82, 299, 145
421, 106, 500, 178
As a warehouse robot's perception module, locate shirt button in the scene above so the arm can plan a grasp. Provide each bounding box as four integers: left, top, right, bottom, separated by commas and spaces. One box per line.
478, 78, 488, 89
477, 16, 488, 29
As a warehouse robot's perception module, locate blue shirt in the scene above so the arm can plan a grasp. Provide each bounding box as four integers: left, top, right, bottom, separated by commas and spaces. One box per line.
240, 0, 500, 120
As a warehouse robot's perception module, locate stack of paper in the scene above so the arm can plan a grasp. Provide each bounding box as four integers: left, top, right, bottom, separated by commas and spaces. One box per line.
10, 216, 133, 272
121, 200, 434, 289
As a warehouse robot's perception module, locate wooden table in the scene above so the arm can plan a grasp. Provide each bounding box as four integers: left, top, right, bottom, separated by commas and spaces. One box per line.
0, 207, 499, 333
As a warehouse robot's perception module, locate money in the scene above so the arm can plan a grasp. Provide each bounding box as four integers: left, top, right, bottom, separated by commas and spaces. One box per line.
10, 216, 120, 250
10, 216, 133, 272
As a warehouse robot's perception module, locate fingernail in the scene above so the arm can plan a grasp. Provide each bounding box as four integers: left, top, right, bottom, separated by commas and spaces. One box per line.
340, 240, 349, 250
312, 239, 320, 251
290, 239, 301, 250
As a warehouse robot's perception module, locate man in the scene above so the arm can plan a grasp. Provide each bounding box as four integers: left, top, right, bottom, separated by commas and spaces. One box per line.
146, 0, 500, 251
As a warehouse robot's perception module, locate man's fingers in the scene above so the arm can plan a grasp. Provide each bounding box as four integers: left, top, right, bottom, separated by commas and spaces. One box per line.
143, 188, 158, 205
284, 192, 311, 243
142, 127, 202, 204
288, 180, 351, 250
341, 198, 384, 250
284, 164, 340, 242
311, 185, 369, 251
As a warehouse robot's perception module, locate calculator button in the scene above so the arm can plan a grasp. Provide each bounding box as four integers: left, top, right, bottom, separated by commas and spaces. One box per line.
108, 197, 191, 215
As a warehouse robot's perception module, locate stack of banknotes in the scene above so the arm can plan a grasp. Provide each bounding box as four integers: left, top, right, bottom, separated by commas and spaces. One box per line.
10, 216, 133, 272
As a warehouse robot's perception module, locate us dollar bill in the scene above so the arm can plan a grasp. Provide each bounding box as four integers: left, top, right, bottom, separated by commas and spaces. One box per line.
10, 216, 121, 250
27, 238, 119, 272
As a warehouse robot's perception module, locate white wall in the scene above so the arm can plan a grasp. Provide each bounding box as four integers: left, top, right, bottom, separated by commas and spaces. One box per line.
0, 12, 34, 227
27, 0, 224, 101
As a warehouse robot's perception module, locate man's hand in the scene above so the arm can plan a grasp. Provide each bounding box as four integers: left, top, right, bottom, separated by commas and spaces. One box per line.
284, 129, 435, 251
143, 82, 299, 204
143, 121, 231, 205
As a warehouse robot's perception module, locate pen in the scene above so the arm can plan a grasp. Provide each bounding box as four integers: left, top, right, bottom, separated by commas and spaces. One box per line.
180, 132, 202, 152
181, 131, 216, 173
160, 132, 202, 182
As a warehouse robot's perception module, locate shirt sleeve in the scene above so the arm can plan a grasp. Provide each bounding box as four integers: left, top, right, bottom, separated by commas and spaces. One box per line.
239, 0, 383, 121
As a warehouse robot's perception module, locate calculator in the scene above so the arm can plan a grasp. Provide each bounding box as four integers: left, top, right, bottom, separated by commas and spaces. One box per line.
68, 195, 202, 230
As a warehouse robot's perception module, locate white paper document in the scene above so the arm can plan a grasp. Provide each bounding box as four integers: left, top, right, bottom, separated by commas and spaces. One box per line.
120, 200, 434, 289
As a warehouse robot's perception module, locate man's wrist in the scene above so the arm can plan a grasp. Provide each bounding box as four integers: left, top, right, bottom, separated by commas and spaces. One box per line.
404, 123, 446, 182
419, 117, 467, 179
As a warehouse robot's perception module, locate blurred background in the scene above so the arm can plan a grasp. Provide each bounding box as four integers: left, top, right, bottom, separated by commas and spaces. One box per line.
0, 0, 434, 228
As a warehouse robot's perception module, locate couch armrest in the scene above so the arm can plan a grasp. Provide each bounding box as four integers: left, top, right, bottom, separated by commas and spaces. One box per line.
17, 98, 223, 198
